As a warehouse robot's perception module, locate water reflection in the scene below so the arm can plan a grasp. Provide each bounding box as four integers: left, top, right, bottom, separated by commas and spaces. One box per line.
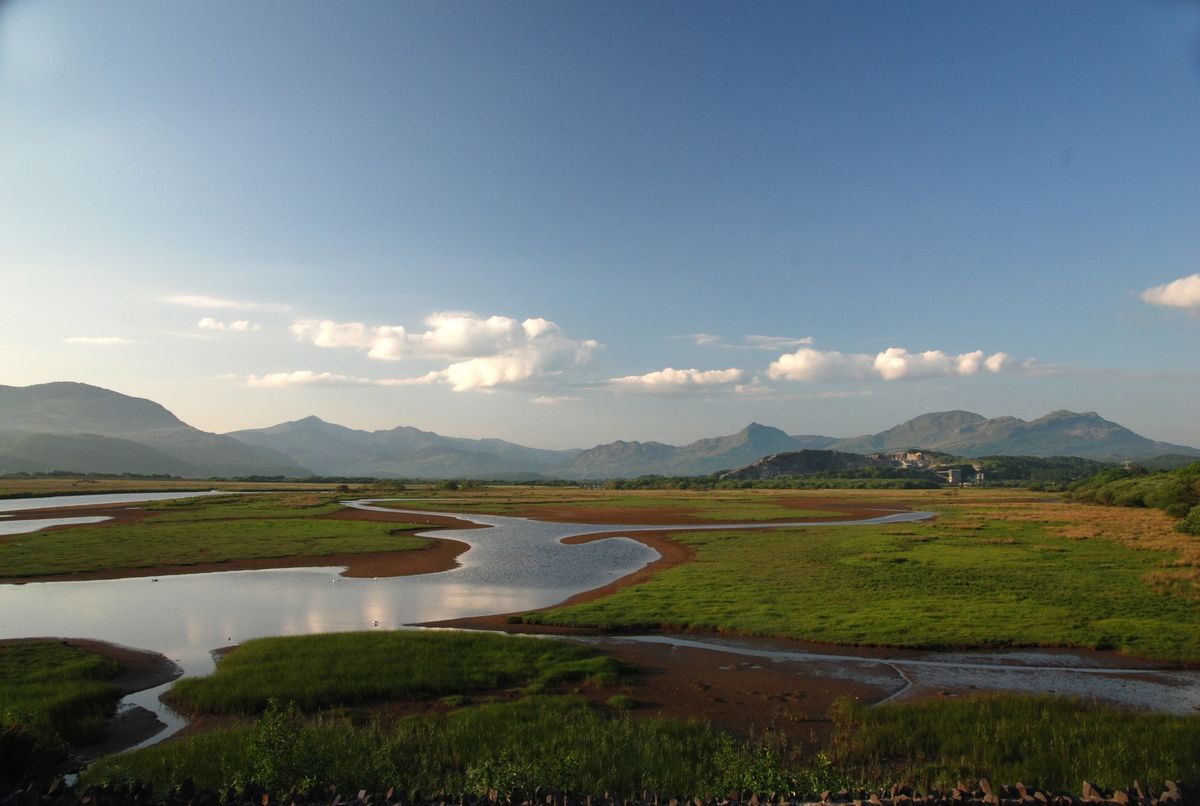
0, 491, 220, 513
0, 516, 111, 535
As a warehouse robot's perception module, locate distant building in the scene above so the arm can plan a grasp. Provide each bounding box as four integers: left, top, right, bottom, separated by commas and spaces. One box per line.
940, 468, 963, 485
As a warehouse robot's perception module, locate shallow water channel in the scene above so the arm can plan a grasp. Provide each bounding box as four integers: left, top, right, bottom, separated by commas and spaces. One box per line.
2, 495, 1195, 752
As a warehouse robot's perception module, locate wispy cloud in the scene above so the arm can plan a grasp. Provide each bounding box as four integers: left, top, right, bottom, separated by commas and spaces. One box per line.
1012, 359, 1200, 382
611, 367, 746, 394
744, 335, 815, 350
199, 317, 261, 332
63, 336, 136, 347
240, 369, 466, 389
1141, 273, 1200, 310
733, 377, 774, 396
681, 333, 815, 350
768, 346, 1009, 382
291, 312, 600, 391
245, 371, 373, 388
165, 294, 289, 312
531, 395, 582, 405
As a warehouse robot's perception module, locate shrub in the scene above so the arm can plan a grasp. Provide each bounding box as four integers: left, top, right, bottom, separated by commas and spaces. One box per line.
1177, 505, 1200, 536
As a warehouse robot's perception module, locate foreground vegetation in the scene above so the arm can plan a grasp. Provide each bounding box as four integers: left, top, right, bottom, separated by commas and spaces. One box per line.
0, 494, 429, 578
170, 631, 624, 714
508, 490, 1200, 662
75, 631, 1200, 795
85, 697, 746, 795
84, 693, 1200, 795
0, 641, 123, 784
831, 695, 1200, 790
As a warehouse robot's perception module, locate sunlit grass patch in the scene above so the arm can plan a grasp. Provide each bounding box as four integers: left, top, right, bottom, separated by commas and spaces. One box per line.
0, 518, 429, 578
526, 500, 1200, 661
0, 640, 121, 745
169, 631, 626, 715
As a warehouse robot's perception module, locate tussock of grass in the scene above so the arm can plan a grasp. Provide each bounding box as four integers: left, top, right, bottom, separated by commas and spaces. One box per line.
170, 631, 626, 715
84, 697, 734, 795
831, 694, 1200, 791
0, 640, 121, 745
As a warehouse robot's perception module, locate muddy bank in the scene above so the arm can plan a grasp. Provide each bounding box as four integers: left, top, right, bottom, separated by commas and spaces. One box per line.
0, 637, 182, 761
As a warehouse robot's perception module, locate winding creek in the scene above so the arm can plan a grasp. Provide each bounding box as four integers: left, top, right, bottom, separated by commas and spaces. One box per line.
1, 492, 1198, 756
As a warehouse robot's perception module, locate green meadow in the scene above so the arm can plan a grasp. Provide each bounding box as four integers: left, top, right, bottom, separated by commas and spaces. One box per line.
0, 494, 428, 578
169, 631, 624, 714
84, 697, 742, 796
0, 640, 121, 745
831, 695, 1200, 790
1, 640, 125, 784
374, 489, 848, 521
82, 632, 1200, 795
513, 492, 1200, 663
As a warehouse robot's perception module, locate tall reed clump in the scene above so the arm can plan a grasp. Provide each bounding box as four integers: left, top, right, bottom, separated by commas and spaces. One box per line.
829, 694, 1200, 791
169, 631, 625, 715
85, 697, 859, 797
84, 697, 710, 793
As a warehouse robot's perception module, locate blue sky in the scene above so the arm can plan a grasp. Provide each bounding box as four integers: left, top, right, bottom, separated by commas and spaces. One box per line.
1, 0, 1198, 448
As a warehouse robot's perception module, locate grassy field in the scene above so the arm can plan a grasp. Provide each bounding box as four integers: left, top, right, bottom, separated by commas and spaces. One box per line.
79, 629, 1200, 794
490, 489, 1200, 662
82, 693, 1200, 795
372, 488, 852, 521
169, 631, 624, 714
831, 695, 1200, 790
0, 493, 429, 578
1, 640, 127, 784
0, 640, 122, 745
83, 697, 747, 795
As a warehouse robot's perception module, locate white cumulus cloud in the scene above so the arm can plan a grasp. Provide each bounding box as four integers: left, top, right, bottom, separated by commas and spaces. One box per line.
769, 346, 1009, 382
611, 367, 746, 394
767, 348, 875, 382
1141, 273, 1200, 309
63, 336, 136, 347
291, 312, 599, 391
199, 318, 261, 332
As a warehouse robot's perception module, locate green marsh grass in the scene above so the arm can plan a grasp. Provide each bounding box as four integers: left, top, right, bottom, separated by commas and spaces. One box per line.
831, 695, 1200, 791
84, 697, 732, 795
526, 509, 1200, 662
0, 640, 121, 745
141, 493, 347, 521
0, 518, 428, 578
169, 631, 625, 714
377, 490, 846, 522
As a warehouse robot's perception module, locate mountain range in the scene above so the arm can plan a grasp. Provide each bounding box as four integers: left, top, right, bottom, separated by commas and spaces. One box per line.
0, 383, 305, 477
0, 382, 1196, 479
